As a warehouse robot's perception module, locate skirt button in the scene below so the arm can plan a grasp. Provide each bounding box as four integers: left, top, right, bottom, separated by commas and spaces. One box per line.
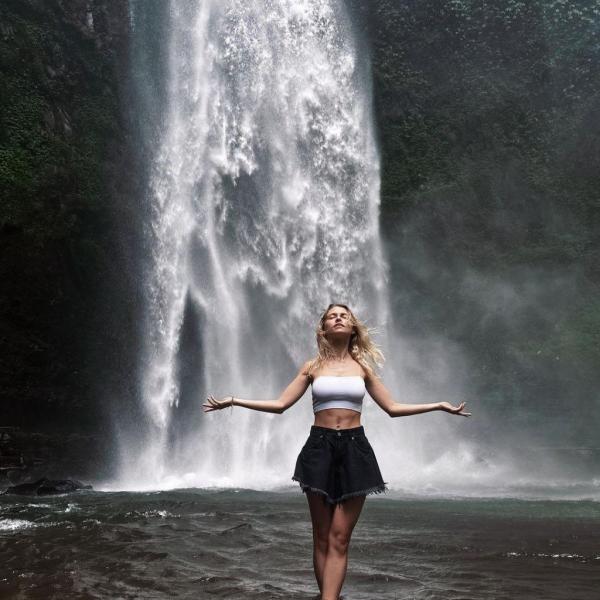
337, 431, 341, 437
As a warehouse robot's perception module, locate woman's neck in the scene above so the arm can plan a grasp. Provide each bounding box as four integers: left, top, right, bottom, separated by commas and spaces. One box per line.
327, 339, 350, 362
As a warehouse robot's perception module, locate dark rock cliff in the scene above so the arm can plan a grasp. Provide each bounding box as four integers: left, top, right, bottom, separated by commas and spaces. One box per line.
356, 0, 600, 443
0, 0, 140, 481
2, 0, 599, 481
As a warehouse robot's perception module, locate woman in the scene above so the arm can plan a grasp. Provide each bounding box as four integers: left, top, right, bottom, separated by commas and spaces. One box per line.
204, 303, 470, 600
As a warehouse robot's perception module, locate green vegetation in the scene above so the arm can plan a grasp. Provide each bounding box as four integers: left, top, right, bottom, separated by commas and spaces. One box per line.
360, 0, 600, 437
0, 5, 118, 243
0, 0, 127, 430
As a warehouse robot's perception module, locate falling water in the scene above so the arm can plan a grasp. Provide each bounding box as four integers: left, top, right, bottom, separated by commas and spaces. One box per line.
114, 0, 555, 496
115, 0, 396, 490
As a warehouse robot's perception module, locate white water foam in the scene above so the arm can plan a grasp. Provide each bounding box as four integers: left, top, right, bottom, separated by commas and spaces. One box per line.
0, 518, 36, 533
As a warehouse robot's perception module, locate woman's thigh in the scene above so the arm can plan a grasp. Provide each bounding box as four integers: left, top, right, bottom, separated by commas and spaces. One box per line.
307, 491, 334, 540
329, 495, 365, 541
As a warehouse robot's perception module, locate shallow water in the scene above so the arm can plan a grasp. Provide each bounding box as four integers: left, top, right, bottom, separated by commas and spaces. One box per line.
1, 489, 599, 599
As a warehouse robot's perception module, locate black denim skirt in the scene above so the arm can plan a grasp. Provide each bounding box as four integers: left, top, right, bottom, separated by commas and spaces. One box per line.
292, 425, 387, 504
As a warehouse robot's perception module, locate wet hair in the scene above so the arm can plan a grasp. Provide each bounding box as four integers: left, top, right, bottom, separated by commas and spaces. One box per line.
307, 303, 384, 379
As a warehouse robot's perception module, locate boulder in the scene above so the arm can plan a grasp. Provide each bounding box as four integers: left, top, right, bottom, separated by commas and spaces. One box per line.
3, 477, 93, 496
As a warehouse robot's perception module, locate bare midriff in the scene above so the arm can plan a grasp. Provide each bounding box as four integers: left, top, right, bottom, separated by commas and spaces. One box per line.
313, 408, 361, 430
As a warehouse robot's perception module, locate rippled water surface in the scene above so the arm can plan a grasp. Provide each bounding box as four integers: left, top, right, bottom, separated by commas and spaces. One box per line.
1, 490, 599, 599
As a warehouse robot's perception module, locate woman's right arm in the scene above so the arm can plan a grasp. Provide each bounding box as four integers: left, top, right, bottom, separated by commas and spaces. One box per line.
203, 361, 312, 415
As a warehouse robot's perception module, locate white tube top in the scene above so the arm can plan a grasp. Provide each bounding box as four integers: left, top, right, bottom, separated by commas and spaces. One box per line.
312, 376, 366, 414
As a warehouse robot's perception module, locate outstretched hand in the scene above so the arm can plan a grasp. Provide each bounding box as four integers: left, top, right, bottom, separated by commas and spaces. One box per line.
439, 401, 471, 417
203, 395, 233, 413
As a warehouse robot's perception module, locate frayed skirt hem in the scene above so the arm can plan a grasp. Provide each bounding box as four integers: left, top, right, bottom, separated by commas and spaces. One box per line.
291, 476, 387, 504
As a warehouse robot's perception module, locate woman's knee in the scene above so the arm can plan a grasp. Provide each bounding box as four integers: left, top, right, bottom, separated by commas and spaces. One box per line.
327, 528, 351, 555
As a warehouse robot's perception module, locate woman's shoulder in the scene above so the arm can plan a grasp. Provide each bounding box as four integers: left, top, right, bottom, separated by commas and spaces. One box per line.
353, 357, 371, 377
299, 358, 317, 380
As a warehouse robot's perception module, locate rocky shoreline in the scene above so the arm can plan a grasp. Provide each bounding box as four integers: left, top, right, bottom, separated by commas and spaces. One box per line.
2, 477, 92, 496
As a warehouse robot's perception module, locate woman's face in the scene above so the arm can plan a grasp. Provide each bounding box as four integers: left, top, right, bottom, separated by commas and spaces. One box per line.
322, 305, 353, 336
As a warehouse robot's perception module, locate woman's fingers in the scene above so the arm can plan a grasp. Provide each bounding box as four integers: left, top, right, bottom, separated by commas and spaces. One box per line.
203, 396, 216, 412
455, 402, 471, 417
203, 395, 228, 412
450, 401, 471, 417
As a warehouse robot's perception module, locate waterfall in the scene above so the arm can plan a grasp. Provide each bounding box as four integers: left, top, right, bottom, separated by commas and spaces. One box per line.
116, 0, 490, 495
109, 0, 600, 500
116, 0, 393, 490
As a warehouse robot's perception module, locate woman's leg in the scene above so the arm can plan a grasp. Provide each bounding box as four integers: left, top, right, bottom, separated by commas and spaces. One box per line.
307, 491, 335, 593
320, 495, 366, 600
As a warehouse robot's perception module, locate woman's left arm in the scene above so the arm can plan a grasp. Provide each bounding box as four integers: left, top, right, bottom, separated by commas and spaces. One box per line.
365, 375, 471, 418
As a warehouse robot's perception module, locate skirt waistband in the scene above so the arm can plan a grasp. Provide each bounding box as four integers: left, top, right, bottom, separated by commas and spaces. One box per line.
310, 425, 365, 437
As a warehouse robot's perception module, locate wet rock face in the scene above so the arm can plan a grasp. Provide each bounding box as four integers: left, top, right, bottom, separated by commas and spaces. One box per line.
58, 0, 130, 40
1, 0, 138, 451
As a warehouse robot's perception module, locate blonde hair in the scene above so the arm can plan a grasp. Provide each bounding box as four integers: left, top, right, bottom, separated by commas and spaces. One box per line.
307, 303, 384, 379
